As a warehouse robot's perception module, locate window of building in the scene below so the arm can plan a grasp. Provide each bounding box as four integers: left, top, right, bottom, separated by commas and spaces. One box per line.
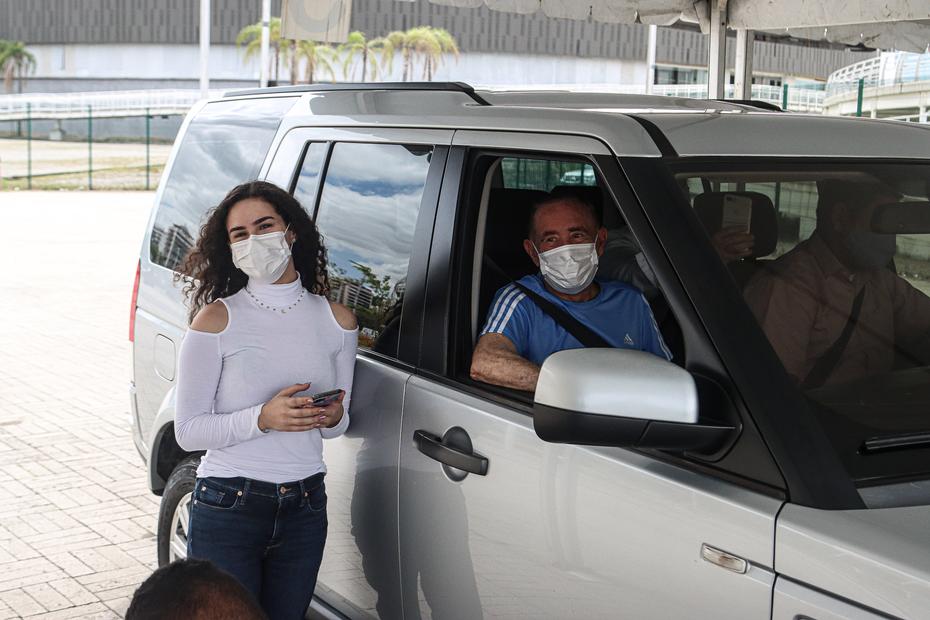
314, 142, 433, 357
149, 97, 295, 271
500, 157, 596, 190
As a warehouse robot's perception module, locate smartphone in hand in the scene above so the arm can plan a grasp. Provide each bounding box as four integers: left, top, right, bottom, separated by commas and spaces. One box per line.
309, 389, 342, 407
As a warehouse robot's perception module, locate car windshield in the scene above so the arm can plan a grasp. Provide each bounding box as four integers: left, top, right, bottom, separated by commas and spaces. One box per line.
674, 161, 930, 487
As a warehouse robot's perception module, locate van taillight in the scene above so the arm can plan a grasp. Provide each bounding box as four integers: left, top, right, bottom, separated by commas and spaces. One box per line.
129, 260, 140, 342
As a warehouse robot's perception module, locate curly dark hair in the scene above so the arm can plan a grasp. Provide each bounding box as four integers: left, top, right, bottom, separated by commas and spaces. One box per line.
177, 180, 330, 323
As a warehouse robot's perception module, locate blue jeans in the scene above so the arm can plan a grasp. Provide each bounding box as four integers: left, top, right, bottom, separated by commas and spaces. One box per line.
187, 473, 328, 620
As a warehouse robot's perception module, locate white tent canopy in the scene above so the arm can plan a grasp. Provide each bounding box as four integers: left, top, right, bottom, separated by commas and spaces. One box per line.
389, 0, 930, 100
398, 0, 930, 52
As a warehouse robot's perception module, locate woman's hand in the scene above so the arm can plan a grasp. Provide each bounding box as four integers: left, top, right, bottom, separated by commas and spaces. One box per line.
308, 390, 346, 429
712, 226, 755, 264
258, 383, 332, 432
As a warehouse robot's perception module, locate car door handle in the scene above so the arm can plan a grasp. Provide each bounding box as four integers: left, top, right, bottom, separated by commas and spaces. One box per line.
414, 429, 489, 476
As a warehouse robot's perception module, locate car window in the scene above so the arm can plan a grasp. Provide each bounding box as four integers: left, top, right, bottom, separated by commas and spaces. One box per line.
676, 163, 930, 486
314, 142, 433, 358
501, 157, 596, 191
150, 97, 296, 271
471, 153, 680, 394
291, 142, 329, 213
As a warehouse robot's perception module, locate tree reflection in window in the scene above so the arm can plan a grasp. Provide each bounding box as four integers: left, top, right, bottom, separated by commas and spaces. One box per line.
315, 143, 432, 356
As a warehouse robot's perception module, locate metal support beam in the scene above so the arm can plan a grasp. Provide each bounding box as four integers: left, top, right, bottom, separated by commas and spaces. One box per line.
199, 0, 211, 99
734, 29, 753, 100
260, 0, 271, 88
645, 25, 657, 95
707, 0, 728, 99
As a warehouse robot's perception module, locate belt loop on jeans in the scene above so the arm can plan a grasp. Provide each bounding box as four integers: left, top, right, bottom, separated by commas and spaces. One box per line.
298, 478, 307, 502
241, 478, 251, 506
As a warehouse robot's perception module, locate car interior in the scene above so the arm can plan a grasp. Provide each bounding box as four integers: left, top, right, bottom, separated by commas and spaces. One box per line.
466, 155, 686, 387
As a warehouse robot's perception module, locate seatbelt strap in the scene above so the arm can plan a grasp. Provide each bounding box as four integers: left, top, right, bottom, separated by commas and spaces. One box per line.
484, 256, 611, 349
802, 287, 866, 390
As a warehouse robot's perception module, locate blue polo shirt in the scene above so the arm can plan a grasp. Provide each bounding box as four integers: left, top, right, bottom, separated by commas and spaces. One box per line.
480, 274, 672, 365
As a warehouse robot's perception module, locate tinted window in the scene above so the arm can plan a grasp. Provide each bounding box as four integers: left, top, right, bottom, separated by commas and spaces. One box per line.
291, 142, 329, 212
315, 142, 433, 356
149, 97, 295, 271
676, 163, 930, 485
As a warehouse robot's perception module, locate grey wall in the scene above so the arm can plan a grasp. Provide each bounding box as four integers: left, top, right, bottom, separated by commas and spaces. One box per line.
1, 0, 862, 78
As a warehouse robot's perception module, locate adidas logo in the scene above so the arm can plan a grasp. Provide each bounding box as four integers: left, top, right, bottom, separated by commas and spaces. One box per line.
624, 333, 634, 346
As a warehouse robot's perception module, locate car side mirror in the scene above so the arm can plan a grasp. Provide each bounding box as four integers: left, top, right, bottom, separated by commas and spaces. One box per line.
533, 349, 735, 453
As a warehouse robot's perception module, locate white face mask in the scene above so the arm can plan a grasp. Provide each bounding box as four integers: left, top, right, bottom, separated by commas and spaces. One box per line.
230, 225, 292, 285
535, 242, 599, 295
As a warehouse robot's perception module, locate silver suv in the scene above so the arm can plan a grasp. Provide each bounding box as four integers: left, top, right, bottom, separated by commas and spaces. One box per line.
129, 83, 930, 619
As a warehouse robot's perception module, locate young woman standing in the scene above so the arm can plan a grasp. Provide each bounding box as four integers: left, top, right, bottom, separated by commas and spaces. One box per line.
174, 180, 358, 620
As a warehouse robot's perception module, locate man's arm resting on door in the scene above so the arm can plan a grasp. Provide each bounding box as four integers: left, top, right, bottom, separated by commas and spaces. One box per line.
470, 333, 540, 392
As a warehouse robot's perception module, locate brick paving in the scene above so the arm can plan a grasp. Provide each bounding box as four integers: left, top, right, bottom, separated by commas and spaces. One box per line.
0, 191, 158, 619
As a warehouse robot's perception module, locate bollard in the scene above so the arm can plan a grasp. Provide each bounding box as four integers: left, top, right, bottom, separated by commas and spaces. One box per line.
88, 105, 93, 190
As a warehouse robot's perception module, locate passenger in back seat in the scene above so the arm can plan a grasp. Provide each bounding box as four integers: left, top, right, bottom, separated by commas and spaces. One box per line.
470, 194, 672, 392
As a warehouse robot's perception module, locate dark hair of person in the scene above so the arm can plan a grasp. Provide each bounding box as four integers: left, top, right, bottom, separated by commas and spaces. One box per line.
815, 179, 899, 233
527, 193, 602, 239
126, 559, 267, 620
176, 180, 330, 323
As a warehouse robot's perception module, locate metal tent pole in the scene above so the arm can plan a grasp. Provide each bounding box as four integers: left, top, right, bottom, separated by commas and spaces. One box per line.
645, 25, 657, 95
707, 0, 728, 99
734, 29, 754, 100
260, 0, 271, 88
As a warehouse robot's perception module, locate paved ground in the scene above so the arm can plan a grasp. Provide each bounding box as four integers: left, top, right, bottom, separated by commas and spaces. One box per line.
0, 191, 157, 619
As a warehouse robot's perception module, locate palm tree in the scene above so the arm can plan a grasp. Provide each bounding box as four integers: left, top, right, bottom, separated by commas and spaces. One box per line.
236, 17, 285, 83
296, 40, 338, 84
0, 40, 36, 93
340, 31, 386, 82
382, 30, 412, 81
420, 27, 459, 81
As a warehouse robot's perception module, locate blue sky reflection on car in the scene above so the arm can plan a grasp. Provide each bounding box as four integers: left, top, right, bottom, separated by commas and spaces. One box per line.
314, 142, 431, 340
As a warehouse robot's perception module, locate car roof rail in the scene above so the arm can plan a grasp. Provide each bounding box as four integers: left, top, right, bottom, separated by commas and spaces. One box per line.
716, 99, 785, 112
223, 81, 491, 106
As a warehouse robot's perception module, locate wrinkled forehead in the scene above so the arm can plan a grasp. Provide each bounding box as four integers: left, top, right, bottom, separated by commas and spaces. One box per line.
531, 199, 598, 233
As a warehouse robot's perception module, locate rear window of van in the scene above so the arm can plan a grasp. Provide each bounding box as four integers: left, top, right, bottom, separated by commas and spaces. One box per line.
149, 97, 296, 271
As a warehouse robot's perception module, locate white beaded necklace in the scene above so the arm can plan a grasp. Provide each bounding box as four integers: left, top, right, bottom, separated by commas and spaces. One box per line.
245, 286, 306, 314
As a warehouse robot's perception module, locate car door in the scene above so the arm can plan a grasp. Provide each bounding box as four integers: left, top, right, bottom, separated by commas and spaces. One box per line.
396, 132, 785, 619
267, 127, 454, 620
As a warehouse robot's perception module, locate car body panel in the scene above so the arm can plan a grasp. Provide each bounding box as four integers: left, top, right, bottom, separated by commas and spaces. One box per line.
313, 358, 409, 620
641, 112, 930, 158
776, 503, 930, 618
398, 376, 781, 619
772, 577, 894, 620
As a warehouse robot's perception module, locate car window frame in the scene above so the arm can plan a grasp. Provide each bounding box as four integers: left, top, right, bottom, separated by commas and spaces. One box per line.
625, 155, 872, 509
264, 127, 454, 370
418, 139, 793, 501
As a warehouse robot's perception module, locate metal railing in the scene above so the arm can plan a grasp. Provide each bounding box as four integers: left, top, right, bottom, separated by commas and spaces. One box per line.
0, 89, 224, 121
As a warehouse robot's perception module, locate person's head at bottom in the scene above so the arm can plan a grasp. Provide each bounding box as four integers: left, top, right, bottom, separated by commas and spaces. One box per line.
126, 559, 268, 620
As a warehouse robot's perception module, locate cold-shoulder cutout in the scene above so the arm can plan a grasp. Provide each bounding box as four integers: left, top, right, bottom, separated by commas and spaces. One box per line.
190, 300, 229, 334
328, 301, 358, 331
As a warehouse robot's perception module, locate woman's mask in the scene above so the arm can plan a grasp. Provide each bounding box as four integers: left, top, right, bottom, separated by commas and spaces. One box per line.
535, 242, 599, 294
230, 225, 293, 284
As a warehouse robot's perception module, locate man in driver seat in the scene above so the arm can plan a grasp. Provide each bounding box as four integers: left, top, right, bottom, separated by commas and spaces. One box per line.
744, 180, 930, 388
470, 194, 671, 392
